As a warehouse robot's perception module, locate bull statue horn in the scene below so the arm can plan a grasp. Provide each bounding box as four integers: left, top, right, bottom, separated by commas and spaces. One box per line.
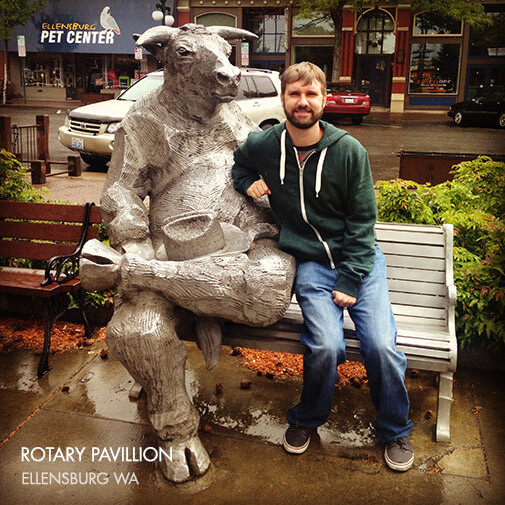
207, 26, 258, 41
134, 25, 178, 47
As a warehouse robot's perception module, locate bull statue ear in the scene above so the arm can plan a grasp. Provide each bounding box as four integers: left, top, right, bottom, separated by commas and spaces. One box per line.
133, 26, 179, 60
207, 26, 258, 41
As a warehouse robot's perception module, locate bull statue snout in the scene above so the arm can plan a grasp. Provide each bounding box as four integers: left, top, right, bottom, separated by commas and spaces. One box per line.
213, 63, 241, 101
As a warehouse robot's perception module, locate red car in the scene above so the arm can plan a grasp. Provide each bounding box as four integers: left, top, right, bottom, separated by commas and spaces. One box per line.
324, 83, 371, 125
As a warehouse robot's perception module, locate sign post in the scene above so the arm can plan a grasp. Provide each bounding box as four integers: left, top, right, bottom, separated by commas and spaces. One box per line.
17, 36, 27, 103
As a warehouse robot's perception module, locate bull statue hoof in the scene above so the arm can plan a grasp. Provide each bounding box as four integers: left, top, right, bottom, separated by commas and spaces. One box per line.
159, 436, 211, 483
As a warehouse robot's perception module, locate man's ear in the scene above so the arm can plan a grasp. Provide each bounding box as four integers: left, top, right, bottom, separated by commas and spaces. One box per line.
280, 90, 284, 106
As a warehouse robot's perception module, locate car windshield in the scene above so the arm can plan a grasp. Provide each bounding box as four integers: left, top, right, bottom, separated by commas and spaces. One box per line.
473, 87, 505, 103
118, 74, 164, 101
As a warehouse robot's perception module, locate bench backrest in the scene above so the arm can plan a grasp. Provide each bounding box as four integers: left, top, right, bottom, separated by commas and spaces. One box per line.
376, 221, 454, 329
0, 201, 103, 262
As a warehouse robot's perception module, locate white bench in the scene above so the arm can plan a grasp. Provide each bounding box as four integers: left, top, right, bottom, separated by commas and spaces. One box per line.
222, 222, 457, 443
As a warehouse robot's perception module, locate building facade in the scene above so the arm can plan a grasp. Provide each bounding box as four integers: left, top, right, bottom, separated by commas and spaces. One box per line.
5, 0, 172, 102
4, 0, 504, 111
178, 0, 505, 111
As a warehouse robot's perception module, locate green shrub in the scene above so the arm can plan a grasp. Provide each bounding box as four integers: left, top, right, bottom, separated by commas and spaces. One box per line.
376, 156, 505, 352
0, 149, 48, 202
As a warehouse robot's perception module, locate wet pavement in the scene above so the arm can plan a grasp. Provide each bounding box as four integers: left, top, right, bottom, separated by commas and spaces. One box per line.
0, 341, 504, 505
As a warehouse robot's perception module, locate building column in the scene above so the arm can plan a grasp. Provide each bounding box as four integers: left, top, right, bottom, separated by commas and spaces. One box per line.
391, 6, 410, 112
177, 0, 191, 25
339, 10, 355, 83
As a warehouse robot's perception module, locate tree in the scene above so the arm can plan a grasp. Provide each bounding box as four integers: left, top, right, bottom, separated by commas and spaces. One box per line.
295, 0, 491, 81
0, 0, 47, 104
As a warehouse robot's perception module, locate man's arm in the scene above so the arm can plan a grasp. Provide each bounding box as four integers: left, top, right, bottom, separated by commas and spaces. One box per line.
232, 133, 264, 196
334, 146, 377, 300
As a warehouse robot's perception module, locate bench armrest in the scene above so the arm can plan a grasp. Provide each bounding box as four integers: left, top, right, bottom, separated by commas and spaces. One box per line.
40, 203, 95, 286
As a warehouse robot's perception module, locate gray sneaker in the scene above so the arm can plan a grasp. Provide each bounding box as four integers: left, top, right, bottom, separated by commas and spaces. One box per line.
282, 425, 312, 454
384, 437, 414, 471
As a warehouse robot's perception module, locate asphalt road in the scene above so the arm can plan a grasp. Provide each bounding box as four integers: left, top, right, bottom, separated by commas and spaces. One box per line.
2, 105, 504, 184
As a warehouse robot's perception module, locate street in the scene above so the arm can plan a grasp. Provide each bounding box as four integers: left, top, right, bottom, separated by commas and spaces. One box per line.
2, 105, 504, 200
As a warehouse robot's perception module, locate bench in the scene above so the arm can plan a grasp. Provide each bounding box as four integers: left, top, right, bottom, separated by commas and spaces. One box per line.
0, 201, 103, 378
222, 222, 457, 443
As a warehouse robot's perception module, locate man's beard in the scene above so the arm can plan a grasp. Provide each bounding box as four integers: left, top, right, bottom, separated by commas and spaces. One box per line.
285, 106, 323, 130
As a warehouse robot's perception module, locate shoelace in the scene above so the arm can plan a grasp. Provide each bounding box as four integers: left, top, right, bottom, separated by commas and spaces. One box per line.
388, 438, 412, 452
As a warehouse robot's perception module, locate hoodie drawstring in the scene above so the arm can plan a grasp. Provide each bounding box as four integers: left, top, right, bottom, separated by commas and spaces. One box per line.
315, 147, 328, 198
279, 129, 286, 185
280, 128, 328, 197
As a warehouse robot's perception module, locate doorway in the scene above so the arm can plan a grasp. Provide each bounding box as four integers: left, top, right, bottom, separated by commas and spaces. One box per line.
355, 55, 392, 106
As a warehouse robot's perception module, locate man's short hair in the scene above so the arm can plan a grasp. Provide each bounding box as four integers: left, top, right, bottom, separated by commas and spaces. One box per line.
280, 62, 327, 95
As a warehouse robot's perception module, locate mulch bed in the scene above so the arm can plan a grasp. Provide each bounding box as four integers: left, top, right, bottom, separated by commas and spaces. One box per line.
234, 347, 368, 385
0, 316, 368, 385
0, 316, 105, 353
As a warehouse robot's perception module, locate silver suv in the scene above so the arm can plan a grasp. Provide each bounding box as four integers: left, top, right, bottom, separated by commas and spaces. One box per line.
58, 68, 285, 166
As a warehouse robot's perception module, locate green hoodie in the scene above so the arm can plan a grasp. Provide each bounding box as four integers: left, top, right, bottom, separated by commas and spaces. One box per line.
232, 120, 377, 298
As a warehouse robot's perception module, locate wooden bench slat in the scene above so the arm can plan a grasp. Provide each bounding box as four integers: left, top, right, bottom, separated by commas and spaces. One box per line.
384, 254, 446, 271
377, 229, 445, 246
375, 222, 445, 234
0, 269, 81, 296
379, 241, 446, 259
0, 241, 77, 261
389, 291, 448, 309
0, 221, 99, 242
387, 266, 445, 283
0, 201, 102, 223
387, 278, 447, 296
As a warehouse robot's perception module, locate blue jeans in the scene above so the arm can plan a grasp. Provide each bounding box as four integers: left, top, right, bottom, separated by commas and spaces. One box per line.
286, 247, 413, 443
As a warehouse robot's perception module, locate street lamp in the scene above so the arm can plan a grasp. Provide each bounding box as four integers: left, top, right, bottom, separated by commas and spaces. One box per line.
152, 1, 175, 26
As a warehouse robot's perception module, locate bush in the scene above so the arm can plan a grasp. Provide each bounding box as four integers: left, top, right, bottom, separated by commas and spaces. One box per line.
0, 149, 48, 202
376, 156, 505, 352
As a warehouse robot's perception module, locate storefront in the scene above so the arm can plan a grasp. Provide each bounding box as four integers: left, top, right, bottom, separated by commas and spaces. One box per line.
182, 0, 505, 112
8, 0, 173, 102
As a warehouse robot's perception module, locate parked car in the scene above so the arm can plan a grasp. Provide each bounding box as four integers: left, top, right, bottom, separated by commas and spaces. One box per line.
58, 68, 285, 166
323, 83, 371, 125
448, 87, 505, 129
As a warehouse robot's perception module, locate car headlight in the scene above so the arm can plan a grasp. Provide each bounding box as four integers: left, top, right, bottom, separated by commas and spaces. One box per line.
106, 122, 121, 134
64, 112, 70, 127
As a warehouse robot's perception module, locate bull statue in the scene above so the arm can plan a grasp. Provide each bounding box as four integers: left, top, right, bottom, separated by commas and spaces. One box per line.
80, 23, 295, 484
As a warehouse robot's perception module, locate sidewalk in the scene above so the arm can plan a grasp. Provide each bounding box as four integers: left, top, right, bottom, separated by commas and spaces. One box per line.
0, 340, 504, 505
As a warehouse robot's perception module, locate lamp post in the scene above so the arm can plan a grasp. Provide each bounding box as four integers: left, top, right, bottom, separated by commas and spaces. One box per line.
152, 1, 175, 26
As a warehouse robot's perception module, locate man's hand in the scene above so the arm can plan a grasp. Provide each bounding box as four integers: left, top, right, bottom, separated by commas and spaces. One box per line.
332, 290, 357, 308
246, 179, 271, 199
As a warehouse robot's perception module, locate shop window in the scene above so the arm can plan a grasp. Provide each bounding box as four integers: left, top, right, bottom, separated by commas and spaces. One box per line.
293, 12, 334, 37
23, 53, 75, 88
195, 13, 236, 28
293, 45, 332, 79
244, 9, 285, 54
413, 12, 462, 36
355, 9, 395, 55
469, 8, 505, 57
409, 43, 461, 94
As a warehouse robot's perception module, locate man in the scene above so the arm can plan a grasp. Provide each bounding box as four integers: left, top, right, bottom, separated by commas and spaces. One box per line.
232, 62, 414, 472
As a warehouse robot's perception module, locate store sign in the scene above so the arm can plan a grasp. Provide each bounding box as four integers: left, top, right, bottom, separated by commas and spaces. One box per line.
39, 6, 121, 46
241, 42, 249, 67
9, 0, 174, 54
17, 35, 26, 57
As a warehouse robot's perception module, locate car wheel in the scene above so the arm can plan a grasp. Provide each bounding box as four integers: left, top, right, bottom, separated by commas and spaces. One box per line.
351, 116, 364, 125
498, 111, 505, 129
80, 154, 110, 166
453, 111, 465, 126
